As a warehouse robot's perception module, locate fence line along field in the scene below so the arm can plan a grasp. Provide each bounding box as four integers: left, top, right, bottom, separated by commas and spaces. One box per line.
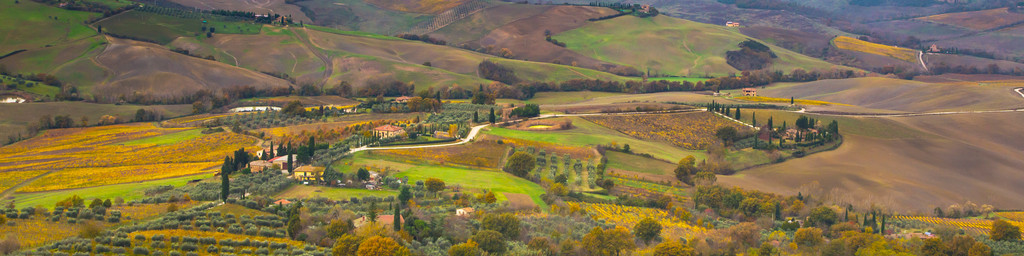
833, 36, 919, 63
566, 202, 704, 240
583, 112, 752, 150
0, 123, 258, 192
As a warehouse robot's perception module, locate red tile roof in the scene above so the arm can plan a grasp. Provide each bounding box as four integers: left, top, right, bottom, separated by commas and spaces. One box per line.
374, 125, 403, 132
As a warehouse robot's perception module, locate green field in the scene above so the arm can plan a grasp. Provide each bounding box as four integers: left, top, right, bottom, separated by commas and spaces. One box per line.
1, 75, 60, 98
522, 91, 626, 105
6, 174, 210, 209
338, 152, 547, 208
605, 151, 675, 175
0, 0, 98, 55
121, 128, 204, 146
97, 10, 262, 44
484, 117, 705, 162
276, 185, 397, 200
553, 15, 848, 77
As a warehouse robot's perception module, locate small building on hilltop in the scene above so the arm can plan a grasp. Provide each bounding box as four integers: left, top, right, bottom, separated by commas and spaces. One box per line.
292, 165, 325, 182
249, 160, 273, 173
929, 44, 942, 53
742, 88, 757, 96
456, 207, 475, 217
395, 96, 412, 103
726, 21, 741, 27
373, 125, 406, 138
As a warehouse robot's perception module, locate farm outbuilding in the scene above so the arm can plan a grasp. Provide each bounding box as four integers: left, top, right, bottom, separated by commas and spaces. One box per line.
743, 88, 757, 96
456, 207, 475, 217
249, 160, 273, 173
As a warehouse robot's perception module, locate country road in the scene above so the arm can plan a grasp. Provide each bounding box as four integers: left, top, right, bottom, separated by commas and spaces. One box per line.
918, 51, 928, 71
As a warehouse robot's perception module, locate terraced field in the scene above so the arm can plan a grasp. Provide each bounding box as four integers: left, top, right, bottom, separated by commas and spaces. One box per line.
833, 36, 918, 63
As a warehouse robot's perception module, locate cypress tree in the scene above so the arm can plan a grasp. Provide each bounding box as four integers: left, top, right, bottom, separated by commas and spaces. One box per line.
880, 215, 886, 234
393, 204, 402, 231
268, 141, 274, 160
774, 203, 781, 221
489, 108, 496, 124
473, 111, 479, 123
752, 112, 757, 127
735, 107, 741, 119
790, 96, 794, 105
220, 156, 232, 202
725, 106, 731, 116
287, 153, 294, 173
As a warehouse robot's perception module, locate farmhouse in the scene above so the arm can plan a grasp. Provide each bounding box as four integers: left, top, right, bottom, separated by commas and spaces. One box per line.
353, 215, 404, 228
395, 96, 413, 103
274, 199, 292, 206
373, 125, 406, 138
456, 207, 475, 217
639, 4, 652, 13
248, 160, 273, 173
726, 21, 741, 27
929, 44, 942, 53
742, 88, 757, 96
292, 165, 325, 182
269, 154, 297, 170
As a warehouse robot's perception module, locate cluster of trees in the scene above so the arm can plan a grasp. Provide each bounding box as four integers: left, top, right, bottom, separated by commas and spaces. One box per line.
355, 78, 416, 97
395, 34, 447, 45
509, 104, 540, 118
478, 60, 520, 85
727, 40, 777, 71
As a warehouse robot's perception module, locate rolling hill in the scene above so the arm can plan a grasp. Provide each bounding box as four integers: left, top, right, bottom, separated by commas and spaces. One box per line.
757, 77, 1024, 113
553, 15, 851, 77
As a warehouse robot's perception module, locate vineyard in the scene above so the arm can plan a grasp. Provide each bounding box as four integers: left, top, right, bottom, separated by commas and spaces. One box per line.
0, 123, 257, 192
566, 202, 705, 239
997, 212, 1024, 222
583, 112, 751, 150
893, 215, 1024, 238
606, 176, 689, 203
406, 0, 487, 34
833, 36, 918, 63
376, 140, 509, 169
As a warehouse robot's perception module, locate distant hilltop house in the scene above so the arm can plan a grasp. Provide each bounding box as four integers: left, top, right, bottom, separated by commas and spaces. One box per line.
354, 215, 404, 228
292, 165, 325, 182
639, 4, 652, 13
742, 88, 757, 96
373, 124, 406, 138
929, 44, 942, 53
726, 21, 741, 27
395, 96, 412, 103
249, 160, 272, 173
456, 207, 475, 217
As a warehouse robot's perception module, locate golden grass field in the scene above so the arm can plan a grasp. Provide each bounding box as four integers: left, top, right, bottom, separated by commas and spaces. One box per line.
0, 123, 257, 192
833, 36, 918, 63
566, 202, 704, 240
734, 96, 848, 106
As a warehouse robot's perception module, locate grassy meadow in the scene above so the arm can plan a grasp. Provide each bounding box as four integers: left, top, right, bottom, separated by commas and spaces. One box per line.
0, 0, 98, 55
97, 10, 263, 45
554, 15, 847, 77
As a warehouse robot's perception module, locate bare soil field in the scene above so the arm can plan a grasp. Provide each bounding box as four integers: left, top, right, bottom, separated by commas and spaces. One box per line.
167, 0, 312, 23
758, 77, 1024, 112
720, 112, 1024, 212
192, 32, 327, 84
428, 3, 551, 45
916, 7, 1024, 31
503, 192, 538, 210
476, 5, 620, 71
91, 38, 292, 100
